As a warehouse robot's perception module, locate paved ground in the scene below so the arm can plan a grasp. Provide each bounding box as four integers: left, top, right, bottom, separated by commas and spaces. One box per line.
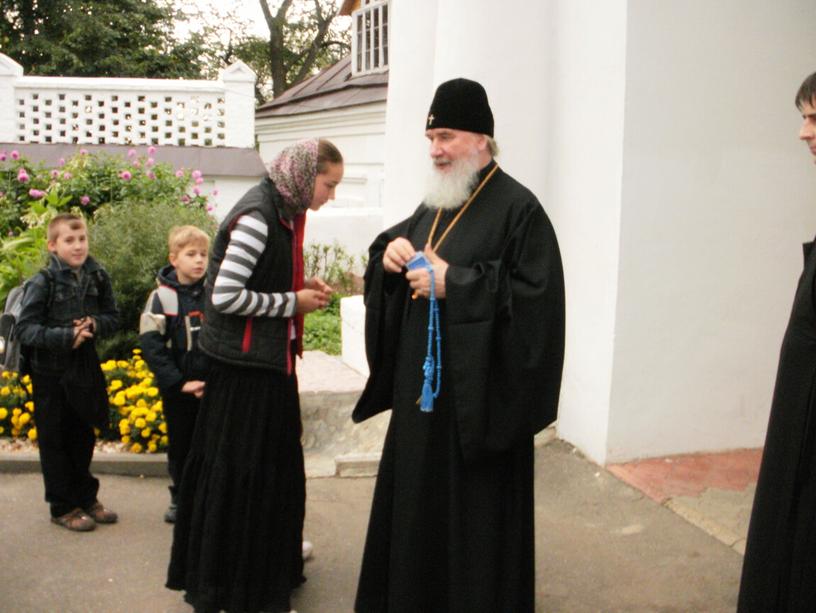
0, 440, 744, 613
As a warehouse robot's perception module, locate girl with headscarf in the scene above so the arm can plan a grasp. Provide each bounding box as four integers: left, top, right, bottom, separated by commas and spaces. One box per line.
167, 139, 344, 613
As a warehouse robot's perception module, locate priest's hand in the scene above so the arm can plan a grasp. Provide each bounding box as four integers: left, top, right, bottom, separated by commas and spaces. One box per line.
383, 237, 415, 273
406, 244, 448, 299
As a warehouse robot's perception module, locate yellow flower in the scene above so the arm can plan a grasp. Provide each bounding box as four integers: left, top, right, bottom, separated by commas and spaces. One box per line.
27, 428, 37, 441
24, 401, 33, 411
141, 427, 151, 438
121, 435, 130, 444
132, 348, 142, 355
147, 387, 159, 397
21, 374, 30, 385
153, 400, 163, 412
25, 384, 32, 394
101, 360, 116, 372
0, 426, 4, 434
135, 359, 145, 369
147, 442, 157, 453
1, 371, 9, 379
0, 408, 7, 420
109, 379, 122, 391
136, 399, 147, 408
119, 423, 130, 436
12, 408, 21, 416
1, 386, 9, 395
130, 442, 143, 453
134, 417, 146, 429
160, 435, 168, 446
117, 360, 129, 369
18, 413, 30, 425
158, 422, 167, 434
146, 411, 157, 423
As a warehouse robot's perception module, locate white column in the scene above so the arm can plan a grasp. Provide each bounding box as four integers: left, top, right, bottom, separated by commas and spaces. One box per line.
221, 61, 257, 148
0, 54, 23, 142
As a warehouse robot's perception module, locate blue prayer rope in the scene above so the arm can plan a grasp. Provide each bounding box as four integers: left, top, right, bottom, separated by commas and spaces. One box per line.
420, 263, 442, 412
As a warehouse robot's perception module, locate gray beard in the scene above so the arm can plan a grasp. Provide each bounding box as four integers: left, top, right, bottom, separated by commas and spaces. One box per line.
423, 156, 481, 210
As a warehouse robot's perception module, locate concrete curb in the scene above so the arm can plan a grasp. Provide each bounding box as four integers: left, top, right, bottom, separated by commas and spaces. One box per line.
0, 451, 171, 477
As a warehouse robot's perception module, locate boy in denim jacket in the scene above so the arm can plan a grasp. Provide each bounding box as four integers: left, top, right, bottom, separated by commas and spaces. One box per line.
16, 213, 120, 531
139, 226, 209, 523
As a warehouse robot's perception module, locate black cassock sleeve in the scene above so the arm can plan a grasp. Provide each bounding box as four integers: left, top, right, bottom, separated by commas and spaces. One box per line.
352, 216, 413, 423
445, 202, 565, 462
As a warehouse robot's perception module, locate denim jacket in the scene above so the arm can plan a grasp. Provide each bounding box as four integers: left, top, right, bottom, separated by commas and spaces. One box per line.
16, 253, 119, 375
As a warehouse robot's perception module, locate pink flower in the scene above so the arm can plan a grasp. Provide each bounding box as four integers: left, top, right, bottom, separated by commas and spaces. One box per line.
119, 170, 132, 181
193, 187, 201, 196
58, 157, 66, 166
145, 157, 155, 167
175, 170, 185, 178
28, 189, 45, 199
181, 195, 190, 203
62, 171, 72, 180
127, 148, 137, 158
10, 150, 19, 160
191, 169, 202, 180
147, 146, 157, 155
50, 170, 60, 179
206, 204, 214, 212
195, 177, 204, 185
0, 152, 6, 161
146, 171, 156, 180
17, 169, 29, 183
80, 195, 91, 206
211, 189, 219, 196
80, 149, 88, 155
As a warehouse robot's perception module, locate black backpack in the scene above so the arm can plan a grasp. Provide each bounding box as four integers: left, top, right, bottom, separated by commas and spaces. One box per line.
0, 269, 53, 373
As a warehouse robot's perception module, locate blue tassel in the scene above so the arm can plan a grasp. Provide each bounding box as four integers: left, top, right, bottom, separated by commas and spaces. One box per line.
418, 262, 442, 413
420, 355, 435, 412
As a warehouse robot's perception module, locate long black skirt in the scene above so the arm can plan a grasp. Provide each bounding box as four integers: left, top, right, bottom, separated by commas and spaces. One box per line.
166, 360, 306, 613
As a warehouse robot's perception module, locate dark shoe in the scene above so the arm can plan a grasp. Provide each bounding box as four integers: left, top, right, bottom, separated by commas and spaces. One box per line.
51, 508, 96, 532
164, 503, 177, 523
84, 501, 118, 524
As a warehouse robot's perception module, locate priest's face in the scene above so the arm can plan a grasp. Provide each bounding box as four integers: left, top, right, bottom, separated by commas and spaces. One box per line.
800, 99, 816, 162
426, 128, 485, 172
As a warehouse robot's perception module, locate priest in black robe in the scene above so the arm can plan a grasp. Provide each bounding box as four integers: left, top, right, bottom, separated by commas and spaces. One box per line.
738, 71, 816, 612
352, 78, 565, 613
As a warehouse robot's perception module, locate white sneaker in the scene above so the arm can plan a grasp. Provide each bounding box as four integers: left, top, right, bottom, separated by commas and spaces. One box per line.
302, 540, 313, 561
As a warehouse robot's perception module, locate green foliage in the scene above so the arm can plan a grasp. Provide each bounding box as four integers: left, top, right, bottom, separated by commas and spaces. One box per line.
303, 293, 341, 355
0, 0, 207, 78
304, 241, 364, 296
89, 200, 217, 358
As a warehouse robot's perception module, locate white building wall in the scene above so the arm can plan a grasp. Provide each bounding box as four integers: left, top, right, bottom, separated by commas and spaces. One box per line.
546, 0, 628, 464
605, 0, 816, 461
256, 103, 386, 257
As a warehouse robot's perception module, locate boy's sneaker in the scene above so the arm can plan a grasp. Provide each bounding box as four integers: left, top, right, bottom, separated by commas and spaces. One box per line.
84, 501, 118, 524
302, 540, 313, 561
164, 503, 178, 523
51, 508, 96, 532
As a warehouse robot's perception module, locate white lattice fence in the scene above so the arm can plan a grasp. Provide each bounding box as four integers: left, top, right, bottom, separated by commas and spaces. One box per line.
0, 55, 256, 148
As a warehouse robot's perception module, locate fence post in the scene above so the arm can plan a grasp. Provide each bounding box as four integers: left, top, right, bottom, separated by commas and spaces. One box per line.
221, 61, 257, 149
0, 54, 23, 143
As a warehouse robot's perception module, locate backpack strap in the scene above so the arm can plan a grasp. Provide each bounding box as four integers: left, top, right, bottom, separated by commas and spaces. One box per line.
156, 285, 179, 316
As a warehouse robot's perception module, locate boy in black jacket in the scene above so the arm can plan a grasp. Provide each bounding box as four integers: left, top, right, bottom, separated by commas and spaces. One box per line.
140, 225, 209, 523
17, 213, 120, 531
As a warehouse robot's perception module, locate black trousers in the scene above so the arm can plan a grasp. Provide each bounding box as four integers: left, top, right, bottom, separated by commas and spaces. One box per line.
164, 391, 200, 500
31, 372, 99, 518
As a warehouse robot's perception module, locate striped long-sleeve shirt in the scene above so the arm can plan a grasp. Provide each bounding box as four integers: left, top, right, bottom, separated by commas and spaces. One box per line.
211, 211, 297, 318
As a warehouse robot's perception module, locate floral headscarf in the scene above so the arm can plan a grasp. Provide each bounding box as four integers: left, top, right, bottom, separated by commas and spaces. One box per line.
267, 138, 320, 219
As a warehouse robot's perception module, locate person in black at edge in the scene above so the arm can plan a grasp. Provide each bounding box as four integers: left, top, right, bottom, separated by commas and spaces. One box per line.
352, 78, 565, 613
738, 71, 816, 612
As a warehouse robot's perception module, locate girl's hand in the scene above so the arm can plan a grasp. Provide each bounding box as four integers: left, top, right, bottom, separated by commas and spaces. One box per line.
305, 276, 333, 295
182, 380, 206, 398
296, 289, 330, 314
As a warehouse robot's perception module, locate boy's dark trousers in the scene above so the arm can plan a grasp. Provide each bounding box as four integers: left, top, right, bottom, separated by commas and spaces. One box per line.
31, 372, 99, 518
163, 390, 199, 501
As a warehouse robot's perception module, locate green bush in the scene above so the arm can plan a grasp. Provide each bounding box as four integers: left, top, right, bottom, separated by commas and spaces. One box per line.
303, 293, 341, 355
89, 200, 217, 359
304, 241, 364, 295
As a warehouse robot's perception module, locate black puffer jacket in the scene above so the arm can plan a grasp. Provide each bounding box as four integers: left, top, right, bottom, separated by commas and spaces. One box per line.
138, 265, 208, 395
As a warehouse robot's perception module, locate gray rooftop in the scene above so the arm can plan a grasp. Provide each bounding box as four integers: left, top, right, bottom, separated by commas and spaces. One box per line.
256, 56, 388, 119
0, 143, 267, 178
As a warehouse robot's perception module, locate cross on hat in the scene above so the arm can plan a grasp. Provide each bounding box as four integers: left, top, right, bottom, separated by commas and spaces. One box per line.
427, 114, 434, 127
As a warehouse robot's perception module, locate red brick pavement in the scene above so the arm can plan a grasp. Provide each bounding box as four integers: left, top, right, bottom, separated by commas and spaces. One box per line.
607, 448, 762, 503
